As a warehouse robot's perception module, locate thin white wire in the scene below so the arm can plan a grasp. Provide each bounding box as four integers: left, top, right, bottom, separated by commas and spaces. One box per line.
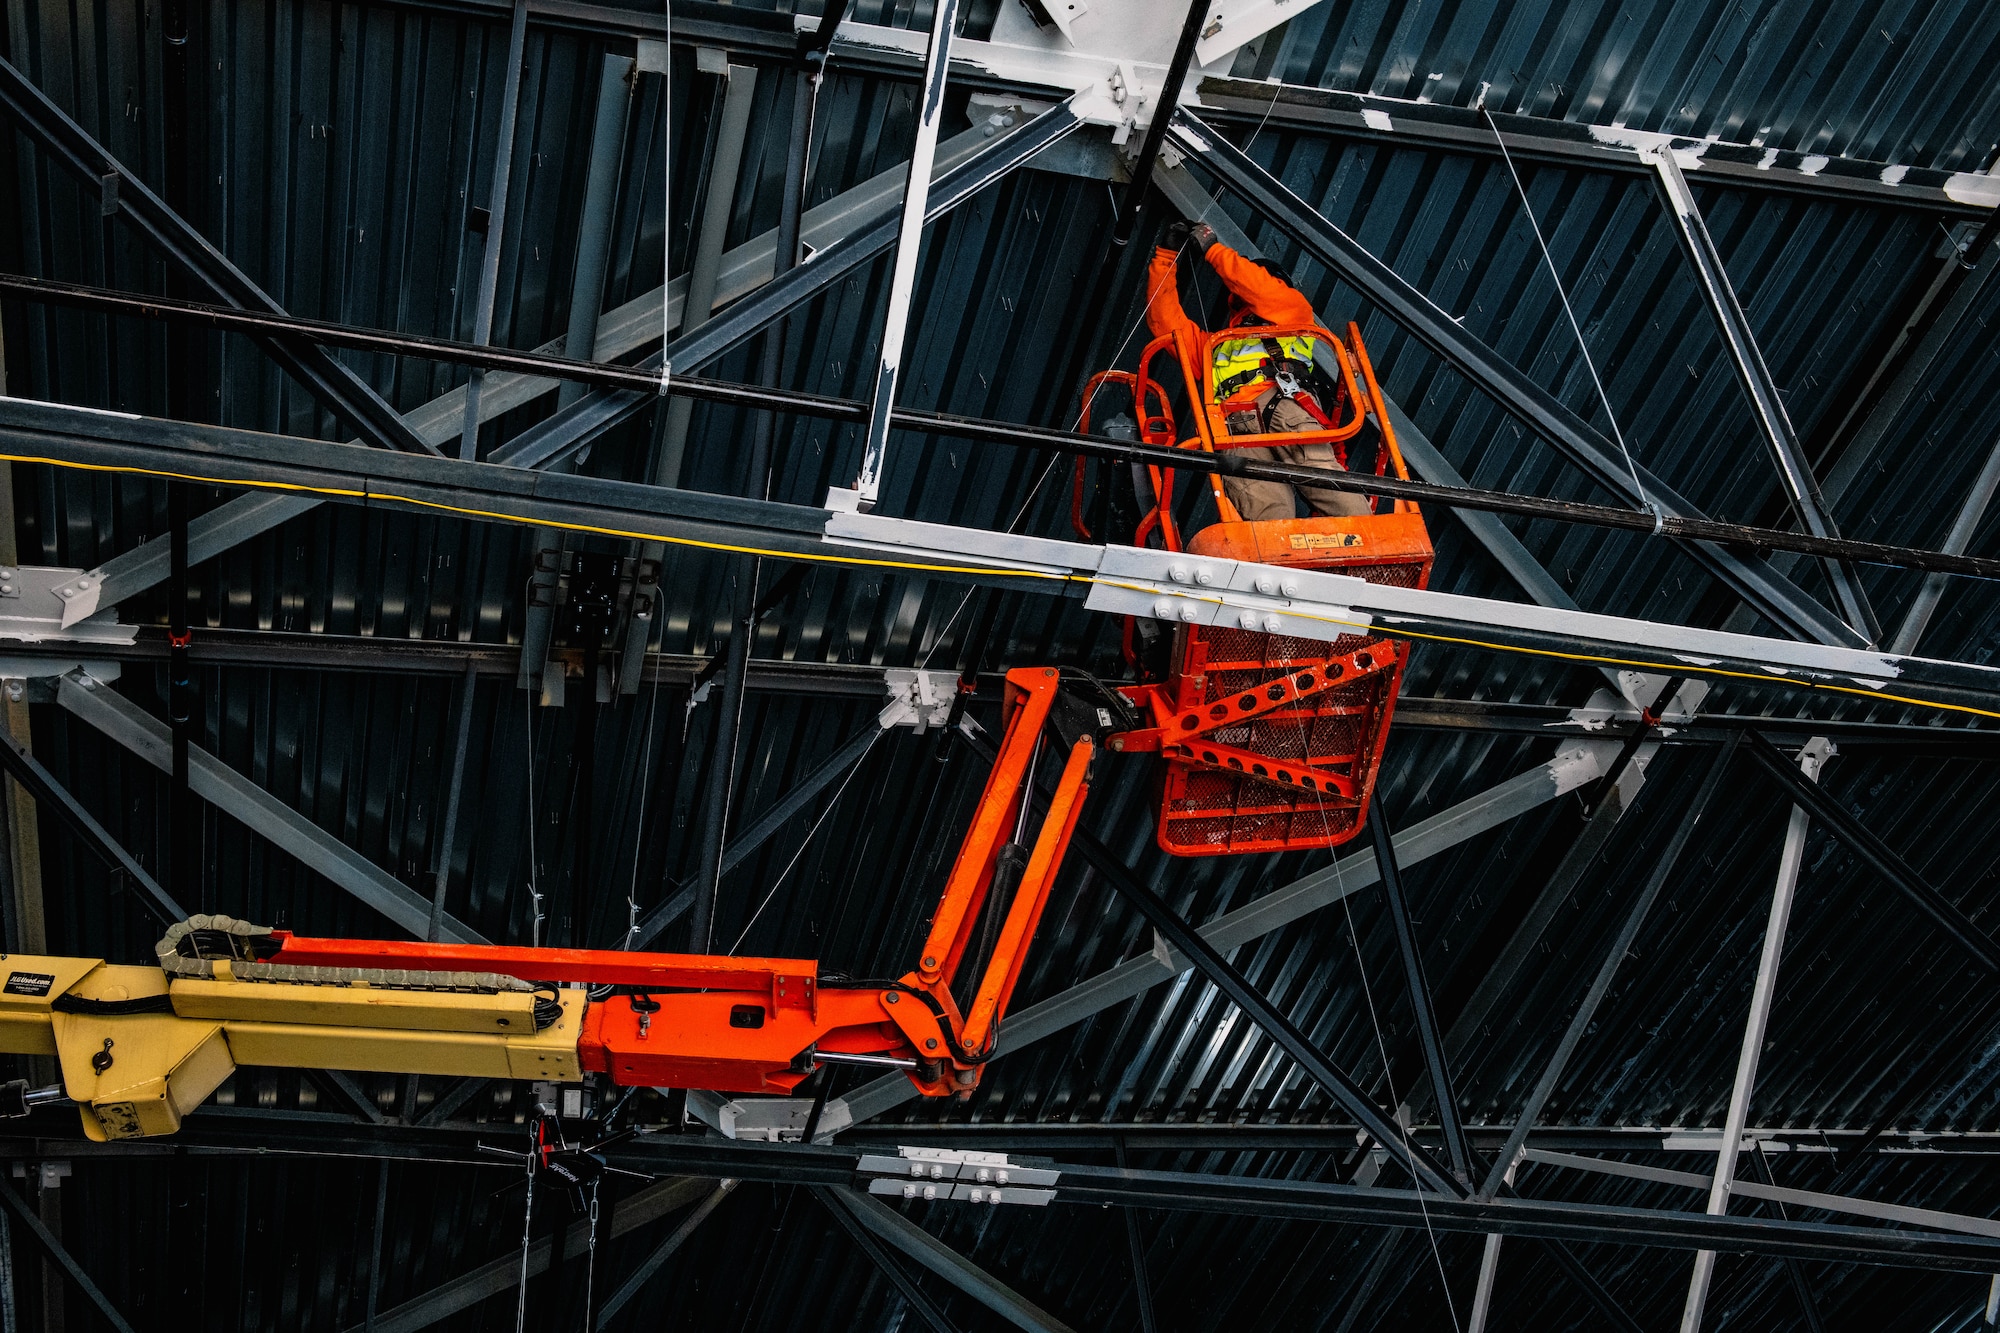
512, 1146, 536, 1333
1272, 604, 1457, 1323
725, 727, 881, 954
523, 685, 544, 947
919, 454, 1061, 667
659, 1, 674, 397
581, 1178, 601, 1322
1480, 106, 1656, 525
1332, 849, 1463, 1332
622, 604, 668, 948
1242, 623, 1463, 1323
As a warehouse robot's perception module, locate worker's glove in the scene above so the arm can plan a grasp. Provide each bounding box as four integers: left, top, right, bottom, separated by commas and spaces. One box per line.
1162, 220, 1193, 249
1188, 222, 1217, 250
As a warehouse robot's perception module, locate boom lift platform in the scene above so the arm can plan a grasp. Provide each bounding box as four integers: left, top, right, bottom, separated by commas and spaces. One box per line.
1081, 317, 1432, 855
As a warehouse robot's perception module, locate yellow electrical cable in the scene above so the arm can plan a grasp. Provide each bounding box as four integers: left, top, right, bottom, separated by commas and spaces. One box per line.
10, 449, 1998, 723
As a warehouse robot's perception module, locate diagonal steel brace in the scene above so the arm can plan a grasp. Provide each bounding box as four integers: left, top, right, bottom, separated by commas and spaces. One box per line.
0, 56, 435, 457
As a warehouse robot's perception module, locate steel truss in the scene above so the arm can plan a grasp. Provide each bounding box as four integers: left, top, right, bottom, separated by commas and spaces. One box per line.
10, 272, 2000, 586
5, 9, 1999, 1323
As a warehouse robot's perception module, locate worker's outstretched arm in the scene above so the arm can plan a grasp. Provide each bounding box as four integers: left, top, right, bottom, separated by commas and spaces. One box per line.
1204, 242, 1317, 326
1145, 245, 1200, 349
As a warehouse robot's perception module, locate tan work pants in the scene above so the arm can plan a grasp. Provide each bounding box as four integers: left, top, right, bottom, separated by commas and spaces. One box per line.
1221, 396, 1371, 522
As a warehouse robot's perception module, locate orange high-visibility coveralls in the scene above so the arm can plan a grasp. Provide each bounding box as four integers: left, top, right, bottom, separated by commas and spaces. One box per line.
1145, 241, 1369, 522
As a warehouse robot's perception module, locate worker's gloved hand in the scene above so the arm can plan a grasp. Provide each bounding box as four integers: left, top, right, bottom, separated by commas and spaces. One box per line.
1162, 220, 1193, 249
1188, 222, 1217, 250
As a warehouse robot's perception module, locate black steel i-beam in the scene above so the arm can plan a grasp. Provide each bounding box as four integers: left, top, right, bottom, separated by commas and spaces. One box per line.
980, 732, 1647, 1327
1165, 109, 1865, 650
13, 1115, 2000, 1270
1108, 0, 1205, 248
1083, 825, 1462, 1191
1742, 729, 2000, 975
0, 58, 434, 457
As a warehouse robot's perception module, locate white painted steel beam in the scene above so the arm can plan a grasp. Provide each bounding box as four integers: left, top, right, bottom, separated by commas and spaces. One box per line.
853, 0, 961, 508
1680, 738, 1829, 1332
820, 500, 2000, 717
1649, 149, 1876, 640
1526, 1149, 2000, 1242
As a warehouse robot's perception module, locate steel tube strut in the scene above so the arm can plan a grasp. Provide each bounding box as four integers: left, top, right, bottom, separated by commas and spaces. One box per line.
657, 60, 760, 489
683, 59, 768, 953
0, 728, 185, 926
1114, 1138, 1159, 1333
853, 0, 961, 508
813, 1188, 963, 1333
1649, 150, 1876, 640
831, 1186, 1077, 1333
626, 728, 880, 951
1166, 110, 1864, 649
558, 52, 635, 412
0, 1183, 138, 1333
427, 661, 479, 943
1108, 0, 1207, 247
1890, 427, 2000, 656
1681, 738, 1828, 1332
56, 671, 487, 943
335, 1176, 714, 1333
592, 1179, 737, 1329
457, 0, 531, 460
1369, 794, 1471, 1180
0, 59, 434, 456
15, 270, 2000, 585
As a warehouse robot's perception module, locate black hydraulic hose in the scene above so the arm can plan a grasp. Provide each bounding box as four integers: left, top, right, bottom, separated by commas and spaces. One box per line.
6, 272, 1999, 583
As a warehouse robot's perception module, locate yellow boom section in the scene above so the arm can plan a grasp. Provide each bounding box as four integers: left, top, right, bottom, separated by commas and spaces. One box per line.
0, 954, 583, 1141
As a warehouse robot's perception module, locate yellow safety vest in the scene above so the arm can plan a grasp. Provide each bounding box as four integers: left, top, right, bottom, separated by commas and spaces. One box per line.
1212, 331, 1318, 400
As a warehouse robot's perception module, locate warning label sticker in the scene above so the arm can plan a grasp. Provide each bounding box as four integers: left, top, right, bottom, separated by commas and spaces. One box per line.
1287, 532, 1362, 551
3, 972, 54, 997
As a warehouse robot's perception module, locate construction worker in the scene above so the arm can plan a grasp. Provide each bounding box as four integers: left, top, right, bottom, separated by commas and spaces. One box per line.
1147, 220, 1371, 522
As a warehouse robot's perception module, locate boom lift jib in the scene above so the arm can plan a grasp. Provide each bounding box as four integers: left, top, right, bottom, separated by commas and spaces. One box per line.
0, 670, 1096, 1141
